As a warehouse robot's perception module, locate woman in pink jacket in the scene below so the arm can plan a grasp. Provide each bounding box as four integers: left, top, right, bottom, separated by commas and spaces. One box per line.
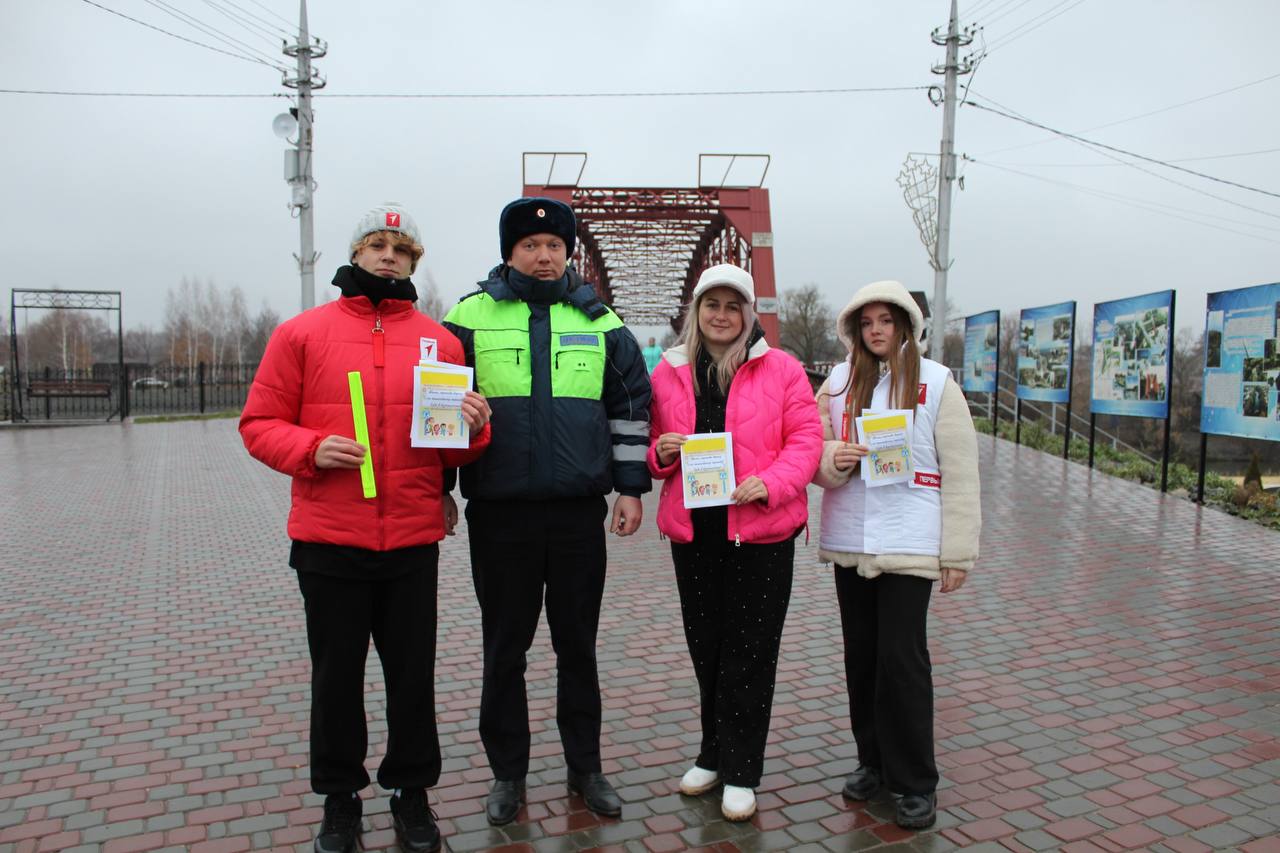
648, 264, 822, 821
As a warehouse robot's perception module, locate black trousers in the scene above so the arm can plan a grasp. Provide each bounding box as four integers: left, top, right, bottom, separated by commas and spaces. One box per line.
466, 497, 609, 781
669, 510, 794, 788
833, 569, 938, 796
297, 557, 441, 795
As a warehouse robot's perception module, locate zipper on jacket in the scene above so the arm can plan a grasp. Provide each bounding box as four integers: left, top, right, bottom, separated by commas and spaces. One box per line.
372, 314, 386, 367
734, 532, 741, 547
373, 311, 386, 549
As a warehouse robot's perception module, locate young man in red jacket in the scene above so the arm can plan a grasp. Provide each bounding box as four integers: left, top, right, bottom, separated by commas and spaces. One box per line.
240, 203, 491, 853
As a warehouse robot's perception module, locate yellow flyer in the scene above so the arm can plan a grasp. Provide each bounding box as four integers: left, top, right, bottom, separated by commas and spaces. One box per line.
855, 409, 914, 487
680, 432, 736, 508
410, 362, 472, 449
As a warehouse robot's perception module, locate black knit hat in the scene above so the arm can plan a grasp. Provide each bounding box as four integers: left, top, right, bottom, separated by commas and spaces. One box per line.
499, 197, 576, 262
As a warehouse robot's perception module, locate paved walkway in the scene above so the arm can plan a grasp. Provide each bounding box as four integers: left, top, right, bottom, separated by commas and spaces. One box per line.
1, 421, 1278, 853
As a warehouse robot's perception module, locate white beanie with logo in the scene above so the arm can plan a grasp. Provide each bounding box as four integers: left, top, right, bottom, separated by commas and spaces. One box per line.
350, 202, 422, 247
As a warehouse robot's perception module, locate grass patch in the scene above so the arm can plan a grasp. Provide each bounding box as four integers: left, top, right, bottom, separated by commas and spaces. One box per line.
975, 417, 1280, 531
132, 410, 241, 424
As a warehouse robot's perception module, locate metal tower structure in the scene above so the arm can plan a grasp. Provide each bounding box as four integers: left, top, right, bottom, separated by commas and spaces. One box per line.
522, 153, 780, 344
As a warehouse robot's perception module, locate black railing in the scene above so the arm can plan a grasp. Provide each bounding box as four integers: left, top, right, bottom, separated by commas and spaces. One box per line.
9, 362, 258, 421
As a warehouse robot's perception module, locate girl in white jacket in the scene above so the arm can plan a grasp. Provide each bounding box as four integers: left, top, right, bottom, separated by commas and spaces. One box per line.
812, 280, 981, 830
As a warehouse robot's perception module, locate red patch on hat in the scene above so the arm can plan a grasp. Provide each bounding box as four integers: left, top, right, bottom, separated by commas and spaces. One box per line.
385, 212, 401, 227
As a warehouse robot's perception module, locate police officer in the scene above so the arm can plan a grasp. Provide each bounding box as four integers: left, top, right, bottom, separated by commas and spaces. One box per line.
442, 197, 652, 825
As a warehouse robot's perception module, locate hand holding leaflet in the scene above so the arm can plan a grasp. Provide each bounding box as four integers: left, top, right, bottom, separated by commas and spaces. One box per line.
411, 363, 474, 449
854, 409, 914, 487
680, 432, 736, 508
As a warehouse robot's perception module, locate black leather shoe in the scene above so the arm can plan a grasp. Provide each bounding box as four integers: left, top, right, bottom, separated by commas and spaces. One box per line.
567, 770, 622, 817
895, 791, 937, 829
842, 765, 881, 801
314, 793, 361, 853
485, 779, 525, 826
390, 789, 440, 852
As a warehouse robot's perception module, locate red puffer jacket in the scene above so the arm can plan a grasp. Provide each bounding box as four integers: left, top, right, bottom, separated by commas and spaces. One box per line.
240, 294, 489, 550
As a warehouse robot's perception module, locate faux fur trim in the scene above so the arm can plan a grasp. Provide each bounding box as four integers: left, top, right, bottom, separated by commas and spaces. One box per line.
835, 280, 925, 351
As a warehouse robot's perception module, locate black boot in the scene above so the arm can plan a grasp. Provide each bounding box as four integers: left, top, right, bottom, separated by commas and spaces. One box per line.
390, 789, 440, 852
567, 770, 621, 817
314, 793, 362, 853
485, 779, 525, 826
896, 792, 937, 829
842, 765, 881, 801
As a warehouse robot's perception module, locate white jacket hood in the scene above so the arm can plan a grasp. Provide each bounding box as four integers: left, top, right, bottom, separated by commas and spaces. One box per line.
835, 280, 926, 352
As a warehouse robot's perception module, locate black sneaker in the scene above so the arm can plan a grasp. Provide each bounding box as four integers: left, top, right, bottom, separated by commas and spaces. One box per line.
895, 791, 937, 829
390, 789, 441, 853
314, 793, 362, 853
842, 765, 881, 801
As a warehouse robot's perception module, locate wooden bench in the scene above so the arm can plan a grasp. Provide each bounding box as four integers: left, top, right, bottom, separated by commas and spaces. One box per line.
28, 380, 113, 399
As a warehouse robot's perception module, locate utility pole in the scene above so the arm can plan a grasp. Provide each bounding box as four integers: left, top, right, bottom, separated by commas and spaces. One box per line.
929, 0, 973, 360
283, 0, 325, 311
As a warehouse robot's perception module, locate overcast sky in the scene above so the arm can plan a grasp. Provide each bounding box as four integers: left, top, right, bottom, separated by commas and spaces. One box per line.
4, 0, 1278, 345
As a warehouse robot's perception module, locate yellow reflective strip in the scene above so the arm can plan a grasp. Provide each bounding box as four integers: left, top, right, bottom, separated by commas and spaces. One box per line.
347, 371, 376, 499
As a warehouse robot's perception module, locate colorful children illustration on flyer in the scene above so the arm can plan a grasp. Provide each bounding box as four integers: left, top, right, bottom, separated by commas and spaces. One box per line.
410, 363, 473, 449
680, 432, 736, 508
855, 409, 914, 488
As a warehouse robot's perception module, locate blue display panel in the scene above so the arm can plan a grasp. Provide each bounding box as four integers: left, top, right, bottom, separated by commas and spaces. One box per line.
1200, 282, 1280, 441
962, 310, 999, 394
1016, 301, 1076, 403
1090, 290, 1173, 419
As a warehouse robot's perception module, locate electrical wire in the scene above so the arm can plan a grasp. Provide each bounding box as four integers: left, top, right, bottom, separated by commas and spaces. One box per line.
966, 100, 1280, 200
966, 157, 1280, 244
77, 0, 281, 70
0, 84, 929, 99
976, 145, 1280, 168
985, 0, 1088, 53
196, 0, 285, 48
206, 0, 293, 39
980, 0, 1041, 29
240, 0, 294, 29
138, 0, 285, 69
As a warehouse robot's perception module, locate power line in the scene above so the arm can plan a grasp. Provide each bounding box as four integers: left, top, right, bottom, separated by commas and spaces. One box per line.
206, 0, 293, 39
984, 0, 1088, 53
138, 0, 285, 68
966, 100, 1280, 200
0, 84, 930, 99
976, 70, 1280, 157
980, 0, 1040, 28
195, 0, 285, 48
976, 145, 1280, 168
240, 0, 295, 29
77, 0, 280, 70
966, 158, 1280, 244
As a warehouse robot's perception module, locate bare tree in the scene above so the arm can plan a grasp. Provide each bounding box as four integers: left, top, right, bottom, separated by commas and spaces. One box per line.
416, 267, 445, 319
227, 286, 250, 365
779, 284, 841, 366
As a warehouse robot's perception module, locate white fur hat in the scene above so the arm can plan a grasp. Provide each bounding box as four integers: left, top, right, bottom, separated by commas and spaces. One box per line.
691, 263, 755, 305
350, 201, 421, 247
836, 280, 926, 351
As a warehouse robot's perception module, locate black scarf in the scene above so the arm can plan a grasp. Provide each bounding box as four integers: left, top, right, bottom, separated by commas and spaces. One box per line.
331, 264, 418, 306
505, 267, 569, 305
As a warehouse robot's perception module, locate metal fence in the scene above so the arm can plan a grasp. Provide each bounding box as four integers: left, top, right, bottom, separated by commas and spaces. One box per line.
7, 362, 258, 422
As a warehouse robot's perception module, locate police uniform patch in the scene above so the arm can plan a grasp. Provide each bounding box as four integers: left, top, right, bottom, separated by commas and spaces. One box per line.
559, 334, 598, 347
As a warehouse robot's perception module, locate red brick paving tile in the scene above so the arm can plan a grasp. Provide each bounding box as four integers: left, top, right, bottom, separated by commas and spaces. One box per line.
872, 823, 916, 844
964, 799, 1007, 819
539, 810, 603, 836
1127, 794, 1178, 817
643, 834, 687, 853
1061, 754, 1106, 773
1170, 803, 1230, 829
1239, 839, 1280, 853
1160, 838, 1213, 853
775, 783, 829, 804
36, 833, 80, 852
994, 789, 1044, 810
959, 817, 1018, 842
188, 803, 246, 824
644, 814, 685, 834
1045, 817, 1103, 842
1131, 755, 1176, 772
190, 839, 251, 853
0, 820, 62, 843
1102, 824, 1166, 850
752, 809, 790, 831
188, 776, 240, 795
1060, 841, 1112, 853
272, 826, 311, 845
103, 833, 166, 853
107, 800, 166, 821
820, 810, 876, 834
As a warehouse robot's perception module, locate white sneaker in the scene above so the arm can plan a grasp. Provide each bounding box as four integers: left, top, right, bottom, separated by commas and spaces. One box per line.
678, 765, 720, 795
721, 785, 756, 821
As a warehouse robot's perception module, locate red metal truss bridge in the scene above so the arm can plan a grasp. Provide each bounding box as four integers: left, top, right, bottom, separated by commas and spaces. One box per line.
522, 153, 780, 344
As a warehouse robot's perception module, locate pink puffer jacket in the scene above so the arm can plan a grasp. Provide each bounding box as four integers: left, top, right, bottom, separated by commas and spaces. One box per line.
647, 338, 822, 544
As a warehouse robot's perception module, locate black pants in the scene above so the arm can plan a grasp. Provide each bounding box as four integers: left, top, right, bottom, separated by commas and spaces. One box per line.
466, 497, 609, 781
833, 569, 938, 796
669, 509, 794, 788
297, 558, 441, 795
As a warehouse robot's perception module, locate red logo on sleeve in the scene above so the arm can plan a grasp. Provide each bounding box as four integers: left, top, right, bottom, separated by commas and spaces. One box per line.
914, 471, 941, 488
385, 212, 401, 227
918, 383, 928, 404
